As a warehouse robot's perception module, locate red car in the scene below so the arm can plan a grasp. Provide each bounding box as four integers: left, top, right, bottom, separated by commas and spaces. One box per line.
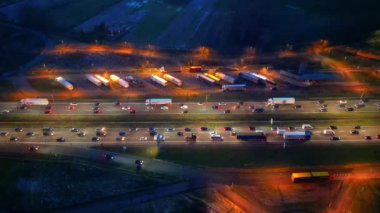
68, 105, 76, 110
364, 135, 372, 140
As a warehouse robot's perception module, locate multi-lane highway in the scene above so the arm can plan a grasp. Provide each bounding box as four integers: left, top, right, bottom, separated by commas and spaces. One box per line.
0, 99, 379, 115
0, 124, 379, 144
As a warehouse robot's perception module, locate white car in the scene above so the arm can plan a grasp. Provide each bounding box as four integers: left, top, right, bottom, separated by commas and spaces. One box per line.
121, 106, 131, 110
1, 110, 10, 114
69, 102, 78, 106
302, 124, 313, 130
161, 106, 169, 110
139, 136, 148, 141
218, 102, 226, 106
146, 106, 153, 110
323, 129, 335, 136
180, 105, 188, 109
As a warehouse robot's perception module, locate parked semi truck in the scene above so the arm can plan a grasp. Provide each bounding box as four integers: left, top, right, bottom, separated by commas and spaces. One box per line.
110, 74, 129, 88
204, 73, 221, 83
196, 74, 216, 85
55, 76, 74, 90
20, 98, 49, 106
163, 74, 182, 87
215, 72, 235, 84
145, 98, 172, 105
239, 72, 267, 84
150, 75, 168, 87
222, 84, 246, 92
236, 132, 267, 142
94, 74, 109, 86
291, 171, 330, 183
283, 131, 311, 142
86, 74, 102, 87
189, 66, 202, 72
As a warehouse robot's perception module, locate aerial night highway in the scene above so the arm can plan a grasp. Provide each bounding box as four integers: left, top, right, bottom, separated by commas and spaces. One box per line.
1, 0, 380, 212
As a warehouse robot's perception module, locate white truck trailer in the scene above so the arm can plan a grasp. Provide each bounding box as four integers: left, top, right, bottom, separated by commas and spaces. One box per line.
222, 84, 246, 92
86, 74, 102, 87
215, 72, 235, 84
163, 74, 182, 87
110, 74, 129, 88
94, 74, 110, 86
145, 98, 172, 105
283, 132, 311, 141
239, 72, 267, 84
20, 98, 49, 106
267, 97, 296, 105
55, 76, 74, 90
196, 74, 216, 85
150, 75, 168, 87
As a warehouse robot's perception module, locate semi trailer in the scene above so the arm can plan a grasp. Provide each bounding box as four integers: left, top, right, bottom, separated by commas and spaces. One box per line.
150, 75, 168, 87
268, 97, 296, 105
110, 74, 129, 88
291, 171, 330, 183
145, 98, 172, 105
239, 72, 266, 84
20, 98, 49, 106
222, 84, 246, 92
283, 131, 311, 141
236, 132, 267, 142
86, 74, 102, 87
55, 76, 74, 90
94, 74, 110, 86
196, 74, 216, 85
215, 72, 235, 84
163, 74, 182, 87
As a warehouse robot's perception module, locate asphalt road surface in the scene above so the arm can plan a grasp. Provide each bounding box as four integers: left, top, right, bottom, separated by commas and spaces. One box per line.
0, 100, 379, 116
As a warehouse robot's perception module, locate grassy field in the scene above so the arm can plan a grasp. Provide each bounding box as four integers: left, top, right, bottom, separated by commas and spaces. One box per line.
94, 143, 380, 168
126, 1, 182, 44
1, 111, 379, 125
0, 153, 167, 211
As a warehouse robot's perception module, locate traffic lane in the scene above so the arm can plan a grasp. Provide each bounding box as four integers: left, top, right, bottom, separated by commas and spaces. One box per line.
1, 126, 379, 144
1, 100, 379, 115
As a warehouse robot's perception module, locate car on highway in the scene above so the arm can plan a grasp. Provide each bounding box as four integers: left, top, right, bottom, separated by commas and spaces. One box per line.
26, 132, 35, 137
218, 102, 226, 106
10, 137, 18, 142
160, 106, 169, 110
377, 103, 380, 108
323, 129, 335, 136
115, 101, 122, 106
182, 110, 188, 114
180, 105, 188, 109
224, 127, 233, 131
56, 137, 65, 142
119, 131, 127, 136
139, 136, 148, 141
184, 128, 192, 132
177, 131, 184, 136
211, 105, 219, 110
130, 127, 138, 131
330, 136, 340, 141
253, 108, 265, 113
354, 125, 361, 129
77, 131, 86, 137
249, 126, 256, 131
93, 108, 102, 114
43, 131, 54, 136
350, 130, 359, 135
28, 146, 40, 152
319, 107, 328, 112
15, 127, 23, 132
224, 109, 231, 114
271, 126, 278, 131
364, 135, 372, 140
200, 127, 208, 131
94, 102, 100, 107
249, 105, 255, 110
104, 154, 115, 161
346, 107, 354, 112
70, 128, 80, 132
130, 109, 136, 114
0, 132, 9, 136
377, 134, 380, 139
329, 125, 338, 130
70, 102, 77, 106
45, 105, 54, 110
121, 106, 131, 111
294, 105, 302, 109
19, 104, 28, 110
96, 128, 107, 136
197, 102, 203, 105
1, 109, 10, 114
301, 124, 313, 130
135, 160, 143, 165
165, 127, 176, 132
92, 136, 100, 142
116, 136, 126, 141
68, 105, 76, 110
231, 131, 237, 136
